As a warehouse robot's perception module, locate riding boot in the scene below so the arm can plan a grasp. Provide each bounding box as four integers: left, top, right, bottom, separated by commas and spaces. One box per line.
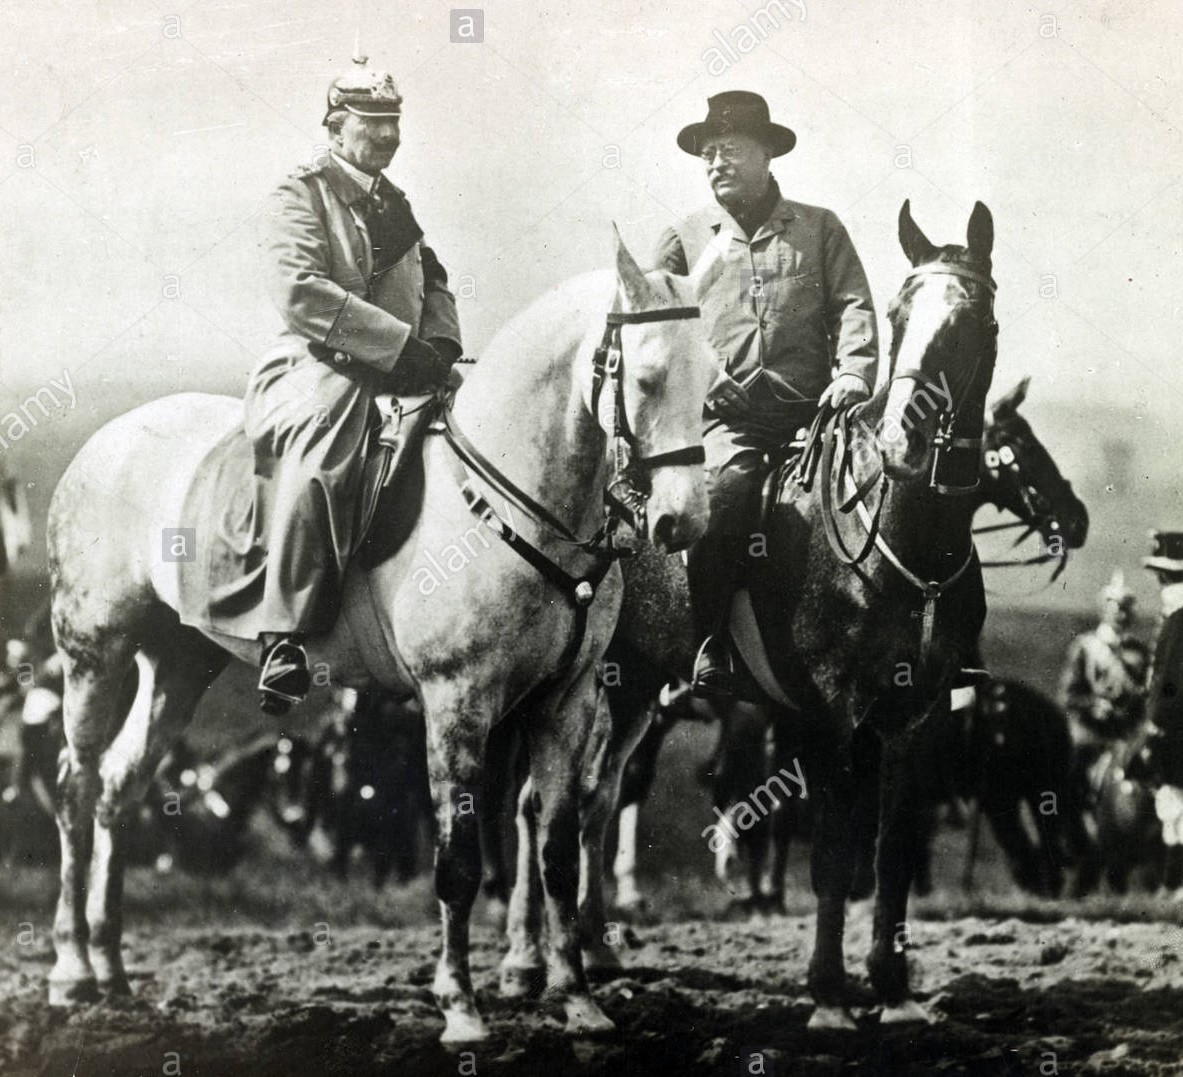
258, 634, 311, 715
688, 530, 755, 701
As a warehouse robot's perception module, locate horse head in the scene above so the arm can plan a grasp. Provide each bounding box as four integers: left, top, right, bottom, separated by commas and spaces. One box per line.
607, 227, 724, 552
982, 377, 1090, 550
876, 201, 998, 487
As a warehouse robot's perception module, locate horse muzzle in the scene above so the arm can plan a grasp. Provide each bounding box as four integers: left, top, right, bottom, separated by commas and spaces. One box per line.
646, 467, 709, 553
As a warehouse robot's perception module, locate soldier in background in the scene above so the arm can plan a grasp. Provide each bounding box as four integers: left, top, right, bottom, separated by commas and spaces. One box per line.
1060, 570, 1150, 798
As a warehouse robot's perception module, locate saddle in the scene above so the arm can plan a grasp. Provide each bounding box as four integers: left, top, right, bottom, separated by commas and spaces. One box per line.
174, 393, 437, 635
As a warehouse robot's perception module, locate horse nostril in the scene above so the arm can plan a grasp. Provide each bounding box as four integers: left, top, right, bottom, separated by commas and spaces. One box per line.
651, 514, 675, 550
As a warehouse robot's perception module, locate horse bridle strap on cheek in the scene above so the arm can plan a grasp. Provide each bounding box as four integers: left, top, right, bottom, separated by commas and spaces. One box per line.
436, 302, 706, 684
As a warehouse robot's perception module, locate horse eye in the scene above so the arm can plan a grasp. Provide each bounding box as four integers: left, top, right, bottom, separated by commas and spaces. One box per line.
998, 446, 1015, 465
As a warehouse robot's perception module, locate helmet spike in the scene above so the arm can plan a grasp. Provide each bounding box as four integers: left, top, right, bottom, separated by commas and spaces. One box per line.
352, 31, 368, 67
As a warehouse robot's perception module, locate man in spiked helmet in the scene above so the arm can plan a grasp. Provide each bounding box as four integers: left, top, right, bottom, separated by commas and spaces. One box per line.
1060, 569, 1151, 798
244, 53, 462, 712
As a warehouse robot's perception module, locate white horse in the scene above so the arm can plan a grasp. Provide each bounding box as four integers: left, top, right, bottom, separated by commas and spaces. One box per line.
44, 231, 723, 1042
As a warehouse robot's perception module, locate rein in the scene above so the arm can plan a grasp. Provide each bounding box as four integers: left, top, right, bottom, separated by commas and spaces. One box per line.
437, 302, 703, 677
809, 260, 996, 675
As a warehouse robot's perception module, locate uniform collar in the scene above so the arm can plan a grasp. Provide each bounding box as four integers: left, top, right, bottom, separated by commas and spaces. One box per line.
325, 152, 383, 204
705, 178, 795, 242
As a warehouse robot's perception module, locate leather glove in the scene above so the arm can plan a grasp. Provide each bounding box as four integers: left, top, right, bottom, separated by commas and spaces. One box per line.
705, 370, 750, 420
426, 336, 463, 365
819, 372, 871, 411
388, 336, 451, 395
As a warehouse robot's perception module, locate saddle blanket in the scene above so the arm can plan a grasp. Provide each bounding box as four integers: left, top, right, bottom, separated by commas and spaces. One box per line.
174, 396, 432, 637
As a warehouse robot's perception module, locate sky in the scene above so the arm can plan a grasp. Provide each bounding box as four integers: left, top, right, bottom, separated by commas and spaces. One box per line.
0, 0, 1180, 609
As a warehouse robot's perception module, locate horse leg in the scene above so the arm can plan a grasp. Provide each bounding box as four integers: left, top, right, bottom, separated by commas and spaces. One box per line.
89, 636, 226, 992
49, 635, 136, 1006
530, 673, 614, 1035
983, 797, 1043, 895
866, 732, 929, 1025
499, 778, 545, 998
612, 802, 642, 910
480, 716, 519, 926
422, 687, 491, 1043
805, 735, 858, 1031
578, 688, 628, 974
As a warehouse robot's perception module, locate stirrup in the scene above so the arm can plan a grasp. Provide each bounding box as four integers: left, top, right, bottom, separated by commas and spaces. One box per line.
258, 639, 311, 714
691, 635, 747, 701
951, 667, 991, 689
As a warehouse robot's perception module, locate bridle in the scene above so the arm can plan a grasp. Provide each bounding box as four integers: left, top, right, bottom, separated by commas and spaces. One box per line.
591, 308, 707, 538
438, 302, 703, 674
807, 260, 998, 674
888, 262, 999, 496
975, 426, 1071, 582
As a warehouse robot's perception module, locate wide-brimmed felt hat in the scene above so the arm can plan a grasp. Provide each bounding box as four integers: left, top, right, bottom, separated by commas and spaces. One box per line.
1144, 529, 1183, 575
677, 91, 796, 157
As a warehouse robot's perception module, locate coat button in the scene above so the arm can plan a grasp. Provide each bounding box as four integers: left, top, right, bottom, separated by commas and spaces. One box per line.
418, 287, 425, 300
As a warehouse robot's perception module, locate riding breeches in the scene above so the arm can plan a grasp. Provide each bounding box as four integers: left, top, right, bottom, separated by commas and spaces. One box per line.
687, 419, 781, 638
243, 349, 378, 636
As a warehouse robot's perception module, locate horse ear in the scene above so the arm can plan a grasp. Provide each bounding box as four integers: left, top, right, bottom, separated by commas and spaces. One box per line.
967, 201, 994, 261
687, 228, 732, 299
991, 376, 1030, 417
612, 222, 652, 309
898, 199, 937, 266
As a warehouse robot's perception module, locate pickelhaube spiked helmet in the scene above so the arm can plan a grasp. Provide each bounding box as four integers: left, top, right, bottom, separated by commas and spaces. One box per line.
323, 50, 402, 125
1100, 568, 1136, 607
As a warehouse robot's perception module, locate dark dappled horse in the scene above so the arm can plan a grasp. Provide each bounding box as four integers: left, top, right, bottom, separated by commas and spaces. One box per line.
603, 375, 1090, 914
44, 233, 723, 1042
506, 201, 1002, 1028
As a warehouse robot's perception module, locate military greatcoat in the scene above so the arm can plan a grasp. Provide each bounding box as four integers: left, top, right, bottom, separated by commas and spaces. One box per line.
242, 152, 461, 635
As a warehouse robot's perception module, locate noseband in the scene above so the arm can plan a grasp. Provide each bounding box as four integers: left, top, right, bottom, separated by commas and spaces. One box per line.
591, 307, 706, 535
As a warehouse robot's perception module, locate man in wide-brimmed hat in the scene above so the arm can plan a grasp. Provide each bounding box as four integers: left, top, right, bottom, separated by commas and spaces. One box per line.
1142, 530, 1183, 749
655, 90, 879, 698
243, 56, 462, 712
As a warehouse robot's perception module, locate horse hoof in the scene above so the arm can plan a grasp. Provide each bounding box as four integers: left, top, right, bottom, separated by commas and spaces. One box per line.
564, 995, 615, 1036
439, 1008, 490, 1044
48, 977, 100, 1007
98, 974, 132, 998
881, 1000, 931, 1026
807, 1005, 858, 1031
498, 964, 545, 999
582, 947, 623, 976
482, 897, 508, 933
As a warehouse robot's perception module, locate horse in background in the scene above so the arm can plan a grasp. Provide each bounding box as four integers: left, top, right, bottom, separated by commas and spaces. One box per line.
0, 466, 33, 654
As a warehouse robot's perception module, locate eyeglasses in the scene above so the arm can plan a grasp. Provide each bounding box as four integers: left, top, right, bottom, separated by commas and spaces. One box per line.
698, 143, 744, 164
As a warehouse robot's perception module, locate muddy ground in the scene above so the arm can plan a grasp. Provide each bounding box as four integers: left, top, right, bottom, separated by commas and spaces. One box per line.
1, 856, 1182, 1077
2, 607, 1182, 1075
